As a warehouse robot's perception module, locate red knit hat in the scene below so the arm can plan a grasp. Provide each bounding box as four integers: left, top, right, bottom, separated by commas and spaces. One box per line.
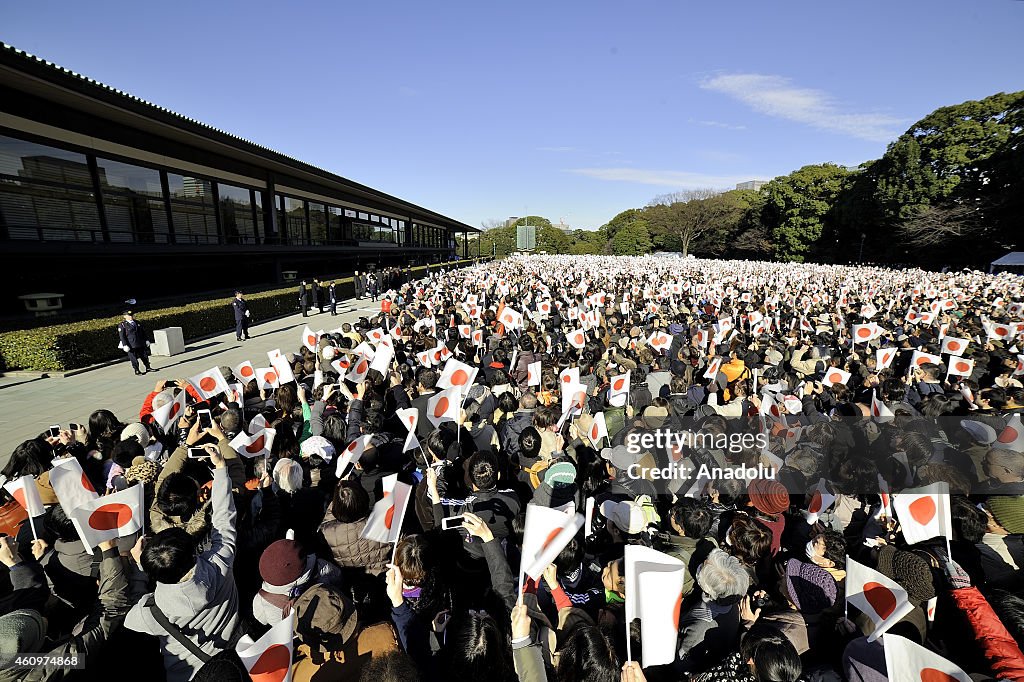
259, 539, 307, 587
747, 478, 790, 515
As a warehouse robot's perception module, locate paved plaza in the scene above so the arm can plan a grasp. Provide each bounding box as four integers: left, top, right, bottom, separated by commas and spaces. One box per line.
0, 296, 384, 468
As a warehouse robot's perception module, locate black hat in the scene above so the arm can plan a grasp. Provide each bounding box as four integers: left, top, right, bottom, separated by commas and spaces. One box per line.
122, 309, 134, 315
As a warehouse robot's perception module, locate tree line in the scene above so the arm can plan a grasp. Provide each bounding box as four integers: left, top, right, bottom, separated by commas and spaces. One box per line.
472, 90, 1022, 267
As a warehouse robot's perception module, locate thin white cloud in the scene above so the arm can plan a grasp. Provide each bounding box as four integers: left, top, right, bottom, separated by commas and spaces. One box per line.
536, 146, 577, 152
567, 167, 763, 188
700, 74, 903, 142
690, 119, 748, 131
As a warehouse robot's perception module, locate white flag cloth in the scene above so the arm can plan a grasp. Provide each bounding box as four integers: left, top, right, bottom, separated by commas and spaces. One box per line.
498, 306, 523, 330
892, 482, 952, 545
624, 545, 686, 667
270, 354, 296, 385
336, 435, 374, 477
369, 341, 394, 375
301, 326, 319, 353
189, 367, 229, 400
519, 503, 585, 581
229, 428, 276, 458
236, 612, 294, 682
361, 473, 411, 544
566, 329, 587, 349
946, 357, 975, 377
870, 391, 894, 422
426, 387, 461, 427
647, 331, 671, 351
909, 350, 942, 370
703, 357, 723, 380
851, 323, 880, 343
845, 557, 915, 642
608, 371, 630, 408
396, 408, 421, 453
882, 633, 970, 681
587, 412, 608, 446
70, 484, 144, 550
255, 367, 280, 390
875, 347, 897, 371
561, 383, 588, 417
940, 336, 970, 356
234, 361, 257, 385
806, 479, 836, 516
559, 367, 580, 387
527, 360, 542, 387
4, 475, 45, 517
344, 352, 372, 384
49, 456, 99, 516
995, 413, 1024, 452
822, 367, 851, 387
152, 389, 187, 431
437, 359, 478, 394
367, 327, 387, 345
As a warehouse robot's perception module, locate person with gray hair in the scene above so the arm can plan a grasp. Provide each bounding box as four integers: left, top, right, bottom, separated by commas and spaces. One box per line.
676, 549, 750, 674
273, 458, 304, 494
981, 448, 1024, 494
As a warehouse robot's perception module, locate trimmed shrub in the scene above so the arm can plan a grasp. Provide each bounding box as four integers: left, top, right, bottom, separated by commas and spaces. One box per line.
0, 260, 478, 372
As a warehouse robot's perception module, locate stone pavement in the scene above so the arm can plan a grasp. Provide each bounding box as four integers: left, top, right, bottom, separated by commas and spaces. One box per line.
0, 296, 387, 469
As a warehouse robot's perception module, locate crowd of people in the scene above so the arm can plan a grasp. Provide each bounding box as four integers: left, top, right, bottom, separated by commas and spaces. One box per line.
2, 254, 1024, 681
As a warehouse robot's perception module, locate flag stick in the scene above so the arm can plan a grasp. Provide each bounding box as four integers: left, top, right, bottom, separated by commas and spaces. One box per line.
625, 618, 632, 663
27, 513, 38, 541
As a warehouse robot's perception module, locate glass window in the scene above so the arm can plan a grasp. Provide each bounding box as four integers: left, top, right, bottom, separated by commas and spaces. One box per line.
217, 183, 257, 244
283, 196, 307, 245
328, 206, 348, 242
358, 211, 368, 221
0, 134, 102, 241
308, 202, 327, 244
167, 173, 218, 244
344, 208, 356, 218
95, 157, 163, 197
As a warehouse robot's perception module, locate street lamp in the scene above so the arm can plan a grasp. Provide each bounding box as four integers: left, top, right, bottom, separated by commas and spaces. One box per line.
858, 233, 866, 263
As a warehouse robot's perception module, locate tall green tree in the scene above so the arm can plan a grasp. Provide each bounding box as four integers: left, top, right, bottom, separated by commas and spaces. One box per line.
643, 189, 753, 257
759, 164, 849, 262
611, 219, 653, 256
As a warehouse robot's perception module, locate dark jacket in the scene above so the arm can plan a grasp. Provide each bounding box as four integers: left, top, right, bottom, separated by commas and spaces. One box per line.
117, 320, 149, 350
231, 298, 248, 322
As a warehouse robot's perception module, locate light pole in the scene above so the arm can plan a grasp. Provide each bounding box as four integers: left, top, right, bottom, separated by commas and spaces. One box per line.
858, 233, 866, 263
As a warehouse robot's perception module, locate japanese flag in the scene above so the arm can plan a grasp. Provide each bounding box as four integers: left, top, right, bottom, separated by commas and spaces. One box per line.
587, 412, 608, 446
875, 347, 897, 371
806, 479, 836, 517
946, 357, 974, 377
229, 428, 276, 458
871, 391, 894, 422
70, 484, 145, 550
336, 435, 374, 477
759, 392, 785, 426
845, 557, 915, 641
189, 367, 229, 400
561, 383, 588, 417
236, 612, 294, 682
396, 409, 421, 453
426, 387, 461, 427
471, 329, 483, 347
851, 323, 880, 343
860, 303, 878, 319
624, 545, 687, 667
49, 457, 98, 517
344, 353, 372, 384
458, 324, 472, 339
940, 336, 969, 356
234, 361, 257, 385
823, 367, 851, 387
559, 367, 580, 386
369, 341, 394, 375
330, 356, 351, 375
892, 482, 952, 546
566, 329, 587, 349
437, 359, 478, 394
301, 325, 319, 353
249, 413, 268, 433
270, 355, 295, 386
365, 327, 386, 345
527, 360, 542, 387
982, 317, 1014, 341
498, 306, 523, 331
520, 503, 585, 581
361, 473, 411, 544
152, 389, 187, 431
1014, 354, 1024, 376
647, 331, 671, 351
995, 413, 1024, 452
800, 317, 814, 332
255, 367, 280, 390
4, 475, 45, 517
537, 300, 552, 316
703, 357, 723, 380
882, 634, 970, 682
909, 350, 942, 369
609, 371, 630, 408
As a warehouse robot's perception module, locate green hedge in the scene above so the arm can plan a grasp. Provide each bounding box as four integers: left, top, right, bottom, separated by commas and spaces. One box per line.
0, 260, 481, 372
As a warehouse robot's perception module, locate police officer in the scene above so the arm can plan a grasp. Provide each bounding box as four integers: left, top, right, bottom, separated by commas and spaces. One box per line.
117, 309, 152, 375
232, 290, 251, 341
298, 280, 309, 317
354, 270, 364, 299
328, 281, 338, 316
311, 278, 321, 314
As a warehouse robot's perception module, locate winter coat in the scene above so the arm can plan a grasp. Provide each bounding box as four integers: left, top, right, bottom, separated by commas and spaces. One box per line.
318, 509, 391, 576
950, 586, 1024, 681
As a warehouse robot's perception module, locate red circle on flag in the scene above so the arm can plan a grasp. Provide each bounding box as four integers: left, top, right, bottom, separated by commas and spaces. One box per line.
573, 334, 584, 345
672, 592, 683, 630
240, 365, 255, 378
808, 492, 823, 514
955, 361, 970, 373
264, 371, 277, 384
863, 581, 897, 620
356, 360, 368, 374
384, 505, 396, 530
919, 669, 958, 682
169, 402, 181, 419
591, 424, 599, 441
88, 503, 134, 531
199, 377, 217, 392
882, 352, 892, 364
770, 405, 780, 418
947, 340, 961, 351
827, 372, 843, 385
909, 496, 937, 525
857, 327, 871, 339
433, 397, 450, 419
82, 473, 96, 493
561, 375, 571, 383
998, 424, 1019, 443
346, 439, 360, 453
541, 528, 562, 551
12, 488, 27, 510
408, 415, 415, 427
916, 356, 930, 367
248, 643, 291, 682
996, 326, 1010, 338
613, 378, 625, 391
245, 436, 265, 454
307, 335, 316, 346
451, 369, 469, 386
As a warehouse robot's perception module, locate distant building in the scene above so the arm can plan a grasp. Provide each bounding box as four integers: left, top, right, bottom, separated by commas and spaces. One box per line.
506, 216, 520, 228
736, 180, 767, 191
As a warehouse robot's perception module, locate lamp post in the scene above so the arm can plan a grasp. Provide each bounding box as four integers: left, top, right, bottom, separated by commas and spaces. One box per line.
858, 233, 866, 263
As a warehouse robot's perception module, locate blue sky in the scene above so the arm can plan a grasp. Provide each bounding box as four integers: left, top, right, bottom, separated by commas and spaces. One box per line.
4, 0, 1023, 230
